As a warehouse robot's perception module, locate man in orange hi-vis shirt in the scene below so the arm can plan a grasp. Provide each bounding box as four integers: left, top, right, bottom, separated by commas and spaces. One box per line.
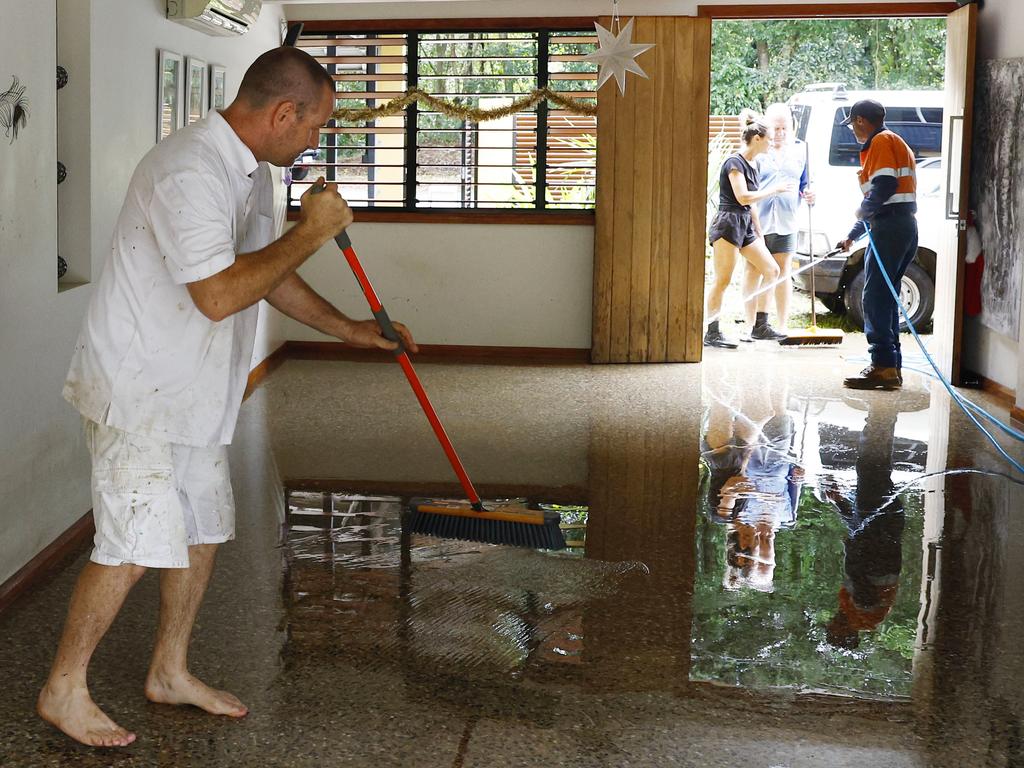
836, 99, 918, 391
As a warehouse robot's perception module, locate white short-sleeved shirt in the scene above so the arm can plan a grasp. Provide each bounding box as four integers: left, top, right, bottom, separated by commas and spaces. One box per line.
64, 111, 275, 447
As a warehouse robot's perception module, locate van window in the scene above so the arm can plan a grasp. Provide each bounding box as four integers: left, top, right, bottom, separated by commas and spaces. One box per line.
791, 104, 811, 142
829, 106, 943, 166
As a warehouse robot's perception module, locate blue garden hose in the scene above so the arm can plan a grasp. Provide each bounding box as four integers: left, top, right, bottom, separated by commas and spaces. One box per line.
862, 223, 1024, 474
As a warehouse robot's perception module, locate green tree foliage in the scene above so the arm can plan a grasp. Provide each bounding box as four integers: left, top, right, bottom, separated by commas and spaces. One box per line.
711, 18, 946, 114
691, 480, 925, 697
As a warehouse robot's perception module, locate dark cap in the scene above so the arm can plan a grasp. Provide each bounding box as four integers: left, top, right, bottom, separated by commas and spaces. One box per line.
840, 99, 886, 126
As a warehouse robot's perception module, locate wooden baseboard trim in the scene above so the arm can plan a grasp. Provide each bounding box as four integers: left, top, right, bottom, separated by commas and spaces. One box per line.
286, 479, 588, 506
977, 375, 1017, 410
1012, 406, 1024, 425
0, 511, 94, 615
282, 340, 591, 366
243, 342, 291, 400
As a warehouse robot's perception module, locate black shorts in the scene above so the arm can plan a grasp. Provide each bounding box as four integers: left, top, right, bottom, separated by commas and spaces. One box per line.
763, 232, 796, 255
709, 209, 757, 248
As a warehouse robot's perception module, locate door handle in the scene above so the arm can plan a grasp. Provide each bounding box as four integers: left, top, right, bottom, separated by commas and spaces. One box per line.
945, 114, 963, 220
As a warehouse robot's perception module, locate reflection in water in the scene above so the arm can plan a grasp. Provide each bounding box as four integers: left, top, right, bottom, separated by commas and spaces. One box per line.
821, 395, 906, 651
702, 368, 802, 592
279, 389, 703, 702
271, 359, 1023, 764
280, 375, 937, 702
693, 360, 930, 698
281, 493, 646, 683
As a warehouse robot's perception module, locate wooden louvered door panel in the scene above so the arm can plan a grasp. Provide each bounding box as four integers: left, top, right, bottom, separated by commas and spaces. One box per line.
592, 16, 712, 363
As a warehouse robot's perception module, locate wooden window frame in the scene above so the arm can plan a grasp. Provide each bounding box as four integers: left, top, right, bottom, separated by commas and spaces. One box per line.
697, 3, 959, 18
287, 17, 598, 226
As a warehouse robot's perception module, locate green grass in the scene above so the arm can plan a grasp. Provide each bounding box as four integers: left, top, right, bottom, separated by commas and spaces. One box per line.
789, 308, 933, 335
788, 309, 863, 333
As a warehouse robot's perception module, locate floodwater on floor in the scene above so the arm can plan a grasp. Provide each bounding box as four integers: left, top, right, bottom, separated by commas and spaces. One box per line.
2, 348, 1024, 767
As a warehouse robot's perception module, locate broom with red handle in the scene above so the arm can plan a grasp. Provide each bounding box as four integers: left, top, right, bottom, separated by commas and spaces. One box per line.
310, 181, 565, 548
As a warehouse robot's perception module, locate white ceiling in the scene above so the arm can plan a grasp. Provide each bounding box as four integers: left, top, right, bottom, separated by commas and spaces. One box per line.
265, 0, 481, 3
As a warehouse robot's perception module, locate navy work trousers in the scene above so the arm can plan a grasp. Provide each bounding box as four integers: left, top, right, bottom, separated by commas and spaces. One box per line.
863, 213, 919, 369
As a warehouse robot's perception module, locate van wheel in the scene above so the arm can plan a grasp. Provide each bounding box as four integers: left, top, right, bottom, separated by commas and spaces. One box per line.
844, 262, 935, 332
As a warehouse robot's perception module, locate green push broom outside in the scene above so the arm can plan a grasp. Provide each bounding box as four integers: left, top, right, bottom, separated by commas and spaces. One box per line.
313, 184, 565, 549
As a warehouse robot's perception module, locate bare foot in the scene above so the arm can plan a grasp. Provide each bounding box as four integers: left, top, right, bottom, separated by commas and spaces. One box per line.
37, 684, 137, 748
144, 670, 248, 717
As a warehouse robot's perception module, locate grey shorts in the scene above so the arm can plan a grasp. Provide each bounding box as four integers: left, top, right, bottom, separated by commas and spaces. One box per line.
763, 232, 796, 255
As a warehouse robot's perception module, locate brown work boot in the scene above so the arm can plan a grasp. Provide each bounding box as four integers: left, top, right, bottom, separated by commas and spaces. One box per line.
843, 365, 901, 391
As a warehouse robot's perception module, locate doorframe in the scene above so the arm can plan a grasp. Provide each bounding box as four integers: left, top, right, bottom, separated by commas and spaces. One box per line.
697, 3, 959, 19
695, 1, 966, 376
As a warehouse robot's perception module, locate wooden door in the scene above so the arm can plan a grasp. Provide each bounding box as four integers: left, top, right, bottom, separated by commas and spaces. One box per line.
592, 16, 712, 364
934, 3, 977, 383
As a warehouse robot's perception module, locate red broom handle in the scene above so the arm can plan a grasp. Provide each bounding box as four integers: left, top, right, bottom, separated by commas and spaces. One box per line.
333, 229, 483, 509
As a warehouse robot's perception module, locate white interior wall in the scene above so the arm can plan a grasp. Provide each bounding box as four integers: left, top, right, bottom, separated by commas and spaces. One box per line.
0, 0, 284, 585
974, 0, 1024, 402
280, 224, 595, 347
0, 2, 78, 588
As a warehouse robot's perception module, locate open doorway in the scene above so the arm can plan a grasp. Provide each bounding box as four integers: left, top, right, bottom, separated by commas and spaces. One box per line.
702, 15, 948, 349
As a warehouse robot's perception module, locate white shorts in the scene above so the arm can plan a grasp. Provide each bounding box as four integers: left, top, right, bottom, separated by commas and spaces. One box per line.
86, 420, 235, 569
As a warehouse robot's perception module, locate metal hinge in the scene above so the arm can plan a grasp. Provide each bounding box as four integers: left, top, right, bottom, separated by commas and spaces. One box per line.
958, 219, 968, 231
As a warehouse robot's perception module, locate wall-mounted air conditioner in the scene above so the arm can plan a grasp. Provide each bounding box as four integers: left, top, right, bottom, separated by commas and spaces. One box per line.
166, 0, 262, 37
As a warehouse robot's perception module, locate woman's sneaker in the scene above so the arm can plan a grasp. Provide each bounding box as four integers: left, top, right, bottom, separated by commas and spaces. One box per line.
703, 328, 738, 349
750, 323, 788, 341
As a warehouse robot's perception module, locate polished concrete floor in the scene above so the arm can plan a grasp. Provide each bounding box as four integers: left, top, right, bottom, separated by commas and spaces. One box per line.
3, 341, 1024, 767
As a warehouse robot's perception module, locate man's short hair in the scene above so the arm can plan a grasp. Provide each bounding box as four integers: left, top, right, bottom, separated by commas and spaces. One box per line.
236, 46, 334, 117
841, 99, 886, 128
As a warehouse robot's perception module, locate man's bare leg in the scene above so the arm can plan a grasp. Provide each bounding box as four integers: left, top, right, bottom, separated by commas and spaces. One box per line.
143, 543, 247, 717
37, 561, 146, 747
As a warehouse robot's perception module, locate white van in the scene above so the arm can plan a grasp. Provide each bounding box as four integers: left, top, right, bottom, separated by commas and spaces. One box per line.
787, 84, 944, 329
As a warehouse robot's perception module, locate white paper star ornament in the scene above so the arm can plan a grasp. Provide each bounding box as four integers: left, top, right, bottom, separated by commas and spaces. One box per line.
583, 18, 655, 96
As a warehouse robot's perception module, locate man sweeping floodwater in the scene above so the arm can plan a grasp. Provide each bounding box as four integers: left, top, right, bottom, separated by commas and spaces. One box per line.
38, 46, 416, 748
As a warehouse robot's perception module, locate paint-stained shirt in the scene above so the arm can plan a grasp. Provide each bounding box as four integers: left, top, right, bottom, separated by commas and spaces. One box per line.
63, 112, 275, 447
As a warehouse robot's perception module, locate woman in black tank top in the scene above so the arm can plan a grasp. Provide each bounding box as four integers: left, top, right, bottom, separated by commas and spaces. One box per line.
705, 114, 795, 349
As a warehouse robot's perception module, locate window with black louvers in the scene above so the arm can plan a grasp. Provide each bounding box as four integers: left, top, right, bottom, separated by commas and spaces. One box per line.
290, 26, 597, 214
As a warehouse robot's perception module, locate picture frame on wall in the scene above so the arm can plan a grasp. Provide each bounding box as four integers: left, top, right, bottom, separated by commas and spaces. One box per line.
186, 56, 208, 126
209, 64, 226, 111
157, 49, 183, 142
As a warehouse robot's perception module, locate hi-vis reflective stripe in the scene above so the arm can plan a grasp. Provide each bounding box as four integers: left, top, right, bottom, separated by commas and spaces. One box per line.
869, 166, 915, 181
860, 166, 916, 193
883, 192, 916, 204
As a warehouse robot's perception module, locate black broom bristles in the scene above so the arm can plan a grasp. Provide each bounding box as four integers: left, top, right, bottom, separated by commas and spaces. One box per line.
405, 501, 566, 550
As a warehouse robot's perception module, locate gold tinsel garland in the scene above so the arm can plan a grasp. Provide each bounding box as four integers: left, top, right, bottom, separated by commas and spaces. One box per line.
332, 87, 597, 122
